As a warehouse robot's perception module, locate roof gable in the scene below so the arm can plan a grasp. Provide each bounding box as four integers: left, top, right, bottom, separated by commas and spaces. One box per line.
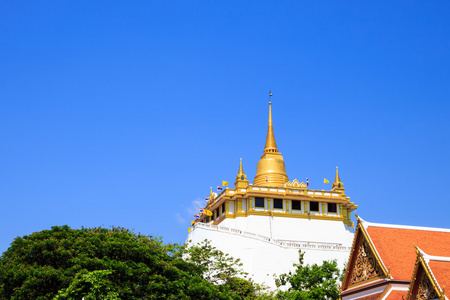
429, 260, 450, 294
342, 223, 390, 290
407, 248, 450, 300
342, 218, 450, 299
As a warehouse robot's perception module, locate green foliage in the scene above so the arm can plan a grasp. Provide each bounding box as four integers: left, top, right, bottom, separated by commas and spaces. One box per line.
0, 226, 235, 300
54, 270, 119, 300
275, 250, 340, 300
226, 277, 268, 300
0, 227, 342, 300
183, 240, 247, 285
184, 240, 269, 299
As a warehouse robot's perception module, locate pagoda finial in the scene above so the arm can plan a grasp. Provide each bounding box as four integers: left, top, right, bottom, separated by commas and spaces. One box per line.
332, 166, 344, 190
238, 158, 244, 176
235, 158, 249, 188
264, 92, 278, 153
334, 166, 340, 184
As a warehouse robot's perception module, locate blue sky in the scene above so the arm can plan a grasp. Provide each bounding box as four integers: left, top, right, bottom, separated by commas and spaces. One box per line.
1, 1, 450, 254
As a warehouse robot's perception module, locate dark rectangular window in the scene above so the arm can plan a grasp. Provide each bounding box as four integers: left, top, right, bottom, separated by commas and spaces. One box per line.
310, 201, 319, 212
221, 203, 225, 214
206, 216, 210, 223
274, 199, 283, 209
328, 203, 337, 213
292, 200, 301, 210
255, 197, 265, 208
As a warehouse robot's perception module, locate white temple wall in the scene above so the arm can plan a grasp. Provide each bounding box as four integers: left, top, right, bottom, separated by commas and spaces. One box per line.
220, 215, 354, 244
187, 219, 354, 289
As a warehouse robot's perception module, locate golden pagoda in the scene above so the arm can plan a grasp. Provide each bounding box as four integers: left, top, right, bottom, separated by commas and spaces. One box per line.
197, 99, 357, 227
188, 95, 359, 288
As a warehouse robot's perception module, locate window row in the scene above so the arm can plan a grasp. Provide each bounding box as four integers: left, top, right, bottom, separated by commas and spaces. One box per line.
199, 198, 339, 224
254, 197, 338, 214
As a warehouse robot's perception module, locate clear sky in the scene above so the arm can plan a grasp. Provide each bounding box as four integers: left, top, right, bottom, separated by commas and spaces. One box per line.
1, 1, 450, 255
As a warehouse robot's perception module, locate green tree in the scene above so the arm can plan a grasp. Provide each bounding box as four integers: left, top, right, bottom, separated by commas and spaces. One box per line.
183, 240, 267, 299
54, 270, 119, 300
183, 240, 247, 284
275, 250, 340, 300
0, 226, 235, 300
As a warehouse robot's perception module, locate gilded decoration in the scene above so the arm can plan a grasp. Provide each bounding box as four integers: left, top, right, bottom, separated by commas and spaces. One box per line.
349, 238, 383, 285
416, 272, 439, 300
285, 179, 307, 188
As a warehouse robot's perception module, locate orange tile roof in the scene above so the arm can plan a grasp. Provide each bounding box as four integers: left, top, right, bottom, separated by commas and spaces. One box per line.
357, 292, 382, 300
366, 225, 450, 280
428, 260, 450, 292
385, 290, 407, 300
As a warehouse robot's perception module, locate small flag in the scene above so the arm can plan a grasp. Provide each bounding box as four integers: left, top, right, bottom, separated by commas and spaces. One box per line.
194, 214, 200, 219
222, 181, 229, 187
324, 178, 329, 184
191, 221, 195, 226
205, 196, 210, 201
306, 178, 309, 186
188, 227, 191, 232
205, 209, 213, 216
217, 186, 223, 191
265, 175, 268, 182
199, 208, 204, 215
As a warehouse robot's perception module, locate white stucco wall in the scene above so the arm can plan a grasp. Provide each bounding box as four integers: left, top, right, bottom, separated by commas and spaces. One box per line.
187, 215, 355, 289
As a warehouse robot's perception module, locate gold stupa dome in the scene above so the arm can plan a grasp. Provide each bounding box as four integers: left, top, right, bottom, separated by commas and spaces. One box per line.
253, 101, 289, 187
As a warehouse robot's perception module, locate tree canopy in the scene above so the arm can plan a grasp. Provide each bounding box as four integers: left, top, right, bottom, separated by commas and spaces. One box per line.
53, 269, 119, 300
275, 250, 341, 300
0, 226, 239, 299
183, 239, 263, 299
0, 226, 342, 300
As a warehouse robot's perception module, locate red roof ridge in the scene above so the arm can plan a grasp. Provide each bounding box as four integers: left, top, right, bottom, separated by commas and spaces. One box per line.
359, 216, 450, 233
421, 252, 450, 263
415, 246, 446, 295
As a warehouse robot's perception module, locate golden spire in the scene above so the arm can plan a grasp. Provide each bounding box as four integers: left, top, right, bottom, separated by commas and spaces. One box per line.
334, 166, 340, 184
332, 166, 344, 190
254, 96, 288, 187
238, 158, 244, 175
264, 94, 278, 153
235, 158, 249, 188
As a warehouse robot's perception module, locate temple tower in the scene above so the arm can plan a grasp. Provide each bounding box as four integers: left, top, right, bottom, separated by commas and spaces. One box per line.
187, 98, 358, 288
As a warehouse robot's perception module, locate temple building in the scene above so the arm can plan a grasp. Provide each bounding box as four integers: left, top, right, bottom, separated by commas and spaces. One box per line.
187, 100, 358, 288
340, 217, 450, 300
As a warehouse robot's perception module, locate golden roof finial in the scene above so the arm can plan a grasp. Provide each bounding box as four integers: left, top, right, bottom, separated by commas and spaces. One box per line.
235, 158, 249, 188
238, 158, 244, 176
334, 166, 340, 184
332, 166, 344, 190
264, 93, 278, 153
